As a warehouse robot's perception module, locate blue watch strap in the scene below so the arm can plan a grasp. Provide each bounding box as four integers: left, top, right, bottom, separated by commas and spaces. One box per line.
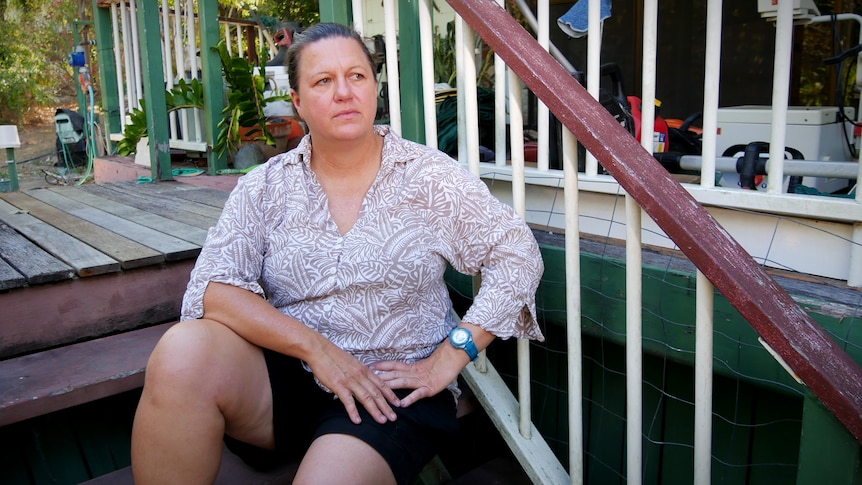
463, 338, 479, 361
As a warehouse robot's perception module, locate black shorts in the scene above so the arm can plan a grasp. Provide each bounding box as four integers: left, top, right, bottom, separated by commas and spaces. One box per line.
224, 349, 459, 485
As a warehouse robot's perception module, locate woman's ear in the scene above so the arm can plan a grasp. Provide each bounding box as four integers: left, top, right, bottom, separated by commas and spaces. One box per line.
291, 89, 302, 118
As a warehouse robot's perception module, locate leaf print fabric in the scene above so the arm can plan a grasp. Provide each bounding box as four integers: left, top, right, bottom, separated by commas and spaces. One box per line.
181, 125, 544, 370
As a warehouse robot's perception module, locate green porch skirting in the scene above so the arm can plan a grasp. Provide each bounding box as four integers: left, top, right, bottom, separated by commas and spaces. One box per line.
445, 236, 862, 484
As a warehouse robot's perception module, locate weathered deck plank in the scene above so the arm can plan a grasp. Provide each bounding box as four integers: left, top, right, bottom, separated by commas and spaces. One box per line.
0, 224, 74, 284
130, 180, 232, 208
79, 183, 221, 230
97, 181, 226, 221
0, 254, 25, 290
0, 199, 120, 277
0, 191, 163, 269
50, 186, 209, 245
25, 188, 200, 262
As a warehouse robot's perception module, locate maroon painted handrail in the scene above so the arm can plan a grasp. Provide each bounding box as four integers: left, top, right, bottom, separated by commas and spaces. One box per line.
446, 0, 862, 442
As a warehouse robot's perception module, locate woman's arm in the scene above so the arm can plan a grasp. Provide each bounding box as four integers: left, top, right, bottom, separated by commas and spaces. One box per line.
203, 282, 401, 424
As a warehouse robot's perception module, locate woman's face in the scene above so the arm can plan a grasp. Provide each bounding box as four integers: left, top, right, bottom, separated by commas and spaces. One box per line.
291, 36, 378, 144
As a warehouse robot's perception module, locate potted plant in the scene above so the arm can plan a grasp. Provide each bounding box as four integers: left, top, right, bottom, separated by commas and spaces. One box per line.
213, 39, 292, 158
117, 41, 292, 159
116, 78, 205, 156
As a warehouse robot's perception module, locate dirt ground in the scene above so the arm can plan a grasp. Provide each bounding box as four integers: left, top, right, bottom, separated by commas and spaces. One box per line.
3, 106, 72, 191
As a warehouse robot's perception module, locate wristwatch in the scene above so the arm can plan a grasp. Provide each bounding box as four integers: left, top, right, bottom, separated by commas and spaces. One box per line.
449, 327, 479, 361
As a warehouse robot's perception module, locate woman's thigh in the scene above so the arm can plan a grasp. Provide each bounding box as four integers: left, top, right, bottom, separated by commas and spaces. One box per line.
293, 433, 396, 485
145, 319, 275, 449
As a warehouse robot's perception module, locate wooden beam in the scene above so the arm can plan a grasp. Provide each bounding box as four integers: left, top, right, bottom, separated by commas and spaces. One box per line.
445, 0, 862, 442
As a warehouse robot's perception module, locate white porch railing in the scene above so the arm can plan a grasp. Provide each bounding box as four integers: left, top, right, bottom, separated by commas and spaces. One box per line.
370, 0, 862, 484
106, 0, 276, 152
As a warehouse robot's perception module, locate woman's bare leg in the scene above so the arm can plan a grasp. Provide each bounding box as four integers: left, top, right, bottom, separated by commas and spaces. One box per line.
293, 433, 396, 485
131, 319, 274, 484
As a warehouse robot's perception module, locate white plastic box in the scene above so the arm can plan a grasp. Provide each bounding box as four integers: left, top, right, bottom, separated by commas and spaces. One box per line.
715, 106, 856, 193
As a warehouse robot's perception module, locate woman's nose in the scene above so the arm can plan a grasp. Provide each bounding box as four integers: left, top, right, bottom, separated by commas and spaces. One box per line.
334, 78, 352, 99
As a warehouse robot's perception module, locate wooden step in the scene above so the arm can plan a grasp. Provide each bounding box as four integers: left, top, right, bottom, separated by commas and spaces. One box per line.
0, 322, 174, 426
81, 446, 299, 485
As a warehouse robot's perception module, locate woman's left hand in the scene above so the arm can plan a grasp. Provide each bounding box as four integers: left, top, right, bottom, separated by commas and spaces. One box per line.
370, 350, 465, 407
371, 322, 494, 407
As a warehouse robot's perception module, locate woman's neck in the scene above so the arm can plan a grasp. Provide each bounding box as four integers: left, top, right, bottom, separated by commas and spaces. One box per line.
311, 132, 383, 177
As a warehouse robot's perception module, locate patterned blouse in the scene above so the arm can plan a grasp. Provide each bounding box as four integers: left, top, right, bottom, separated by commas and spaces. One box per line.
181, 125, 544, 368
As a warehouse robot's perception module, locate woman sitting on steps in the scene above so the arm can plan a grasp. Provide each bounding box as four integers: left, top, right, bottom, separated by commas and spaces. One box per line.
130, 22, 544, 485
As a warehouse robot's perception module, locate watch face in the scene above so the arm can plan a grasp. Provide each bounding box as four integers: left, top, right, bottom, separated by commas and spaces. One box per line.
451, 328, 469, 344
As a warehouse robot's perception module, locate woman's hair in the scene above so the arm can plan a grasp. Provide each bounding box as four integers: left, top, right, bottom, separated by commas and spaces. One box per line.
286, 23, 377, 92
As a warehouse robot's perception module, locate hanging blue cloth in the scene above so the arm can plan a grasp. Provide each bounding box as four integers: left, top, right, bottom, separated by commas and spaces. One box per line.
557, 0, 612, 38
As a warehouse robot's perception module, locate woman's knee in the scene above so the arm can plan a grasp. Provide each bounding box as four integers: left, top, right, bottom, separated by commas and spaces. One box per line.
145, 319, 247, 391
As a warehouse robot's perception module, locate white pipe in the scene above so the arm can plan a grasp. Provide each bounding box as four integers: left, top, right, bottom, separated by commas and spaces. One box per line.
161, 0, 178, 143
161, 0, 173, 89
640, 0, 657, 156
767, 0, 793, 194
419, 0, 437, 148
178, 8, 191, 143
494, 41, 507, 165
225, 24, 233, 56
352, 0, 365, 35
700, 0, 722, 188
494, 0, 506, 168
625, 193, 643, 485
585, 0, 602, 176
537, 0, 550, 172
235, 22, 243, 58
459, 19, 481, 175
679, 156, 861, 179
694, 270, 714, 485
505, 28, 531, 441
563, 127, 584, 483
383, 0, 402, 133
455, 16, 466, 165
178, 13, 188, 75
508, 69, 525, 194
187, 0, 198, 75
129, 0, 144, 104
110, 4, 126, 130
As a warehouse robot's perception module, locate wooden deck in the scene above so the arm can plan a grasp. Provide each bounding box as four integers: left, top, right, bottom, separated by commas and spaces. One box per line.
0, 180, 232, 360
0, 176, 534, 484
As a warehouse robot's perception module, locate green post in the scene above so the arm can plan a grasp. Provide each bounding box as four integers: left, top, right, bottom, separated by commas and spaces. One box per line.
318, 0, 352, 25
796, 391, 862, 484
136, 0, 172, 181
199, 0, 227, 174
5, 149, 18, 192
91, 2, 122, 154
396, 0, 425, 144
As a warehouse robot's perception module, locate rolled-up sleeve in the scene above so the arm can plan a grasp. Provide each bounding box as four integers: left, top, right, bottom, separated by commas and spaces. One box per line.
180, 172, 269, 321
424, 161, 544, 341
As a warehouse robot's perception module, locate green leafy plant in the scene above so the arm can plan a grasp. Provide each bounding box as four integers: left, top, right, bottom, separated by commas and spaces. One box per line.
213, 39, 291, 158
117, 78, 205, 156
432, 21, 495, 89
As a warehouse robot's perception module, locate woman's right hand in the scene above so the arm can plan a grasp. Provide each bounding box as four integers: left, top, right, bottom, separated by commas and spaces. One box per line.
305, 340, 401, 425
